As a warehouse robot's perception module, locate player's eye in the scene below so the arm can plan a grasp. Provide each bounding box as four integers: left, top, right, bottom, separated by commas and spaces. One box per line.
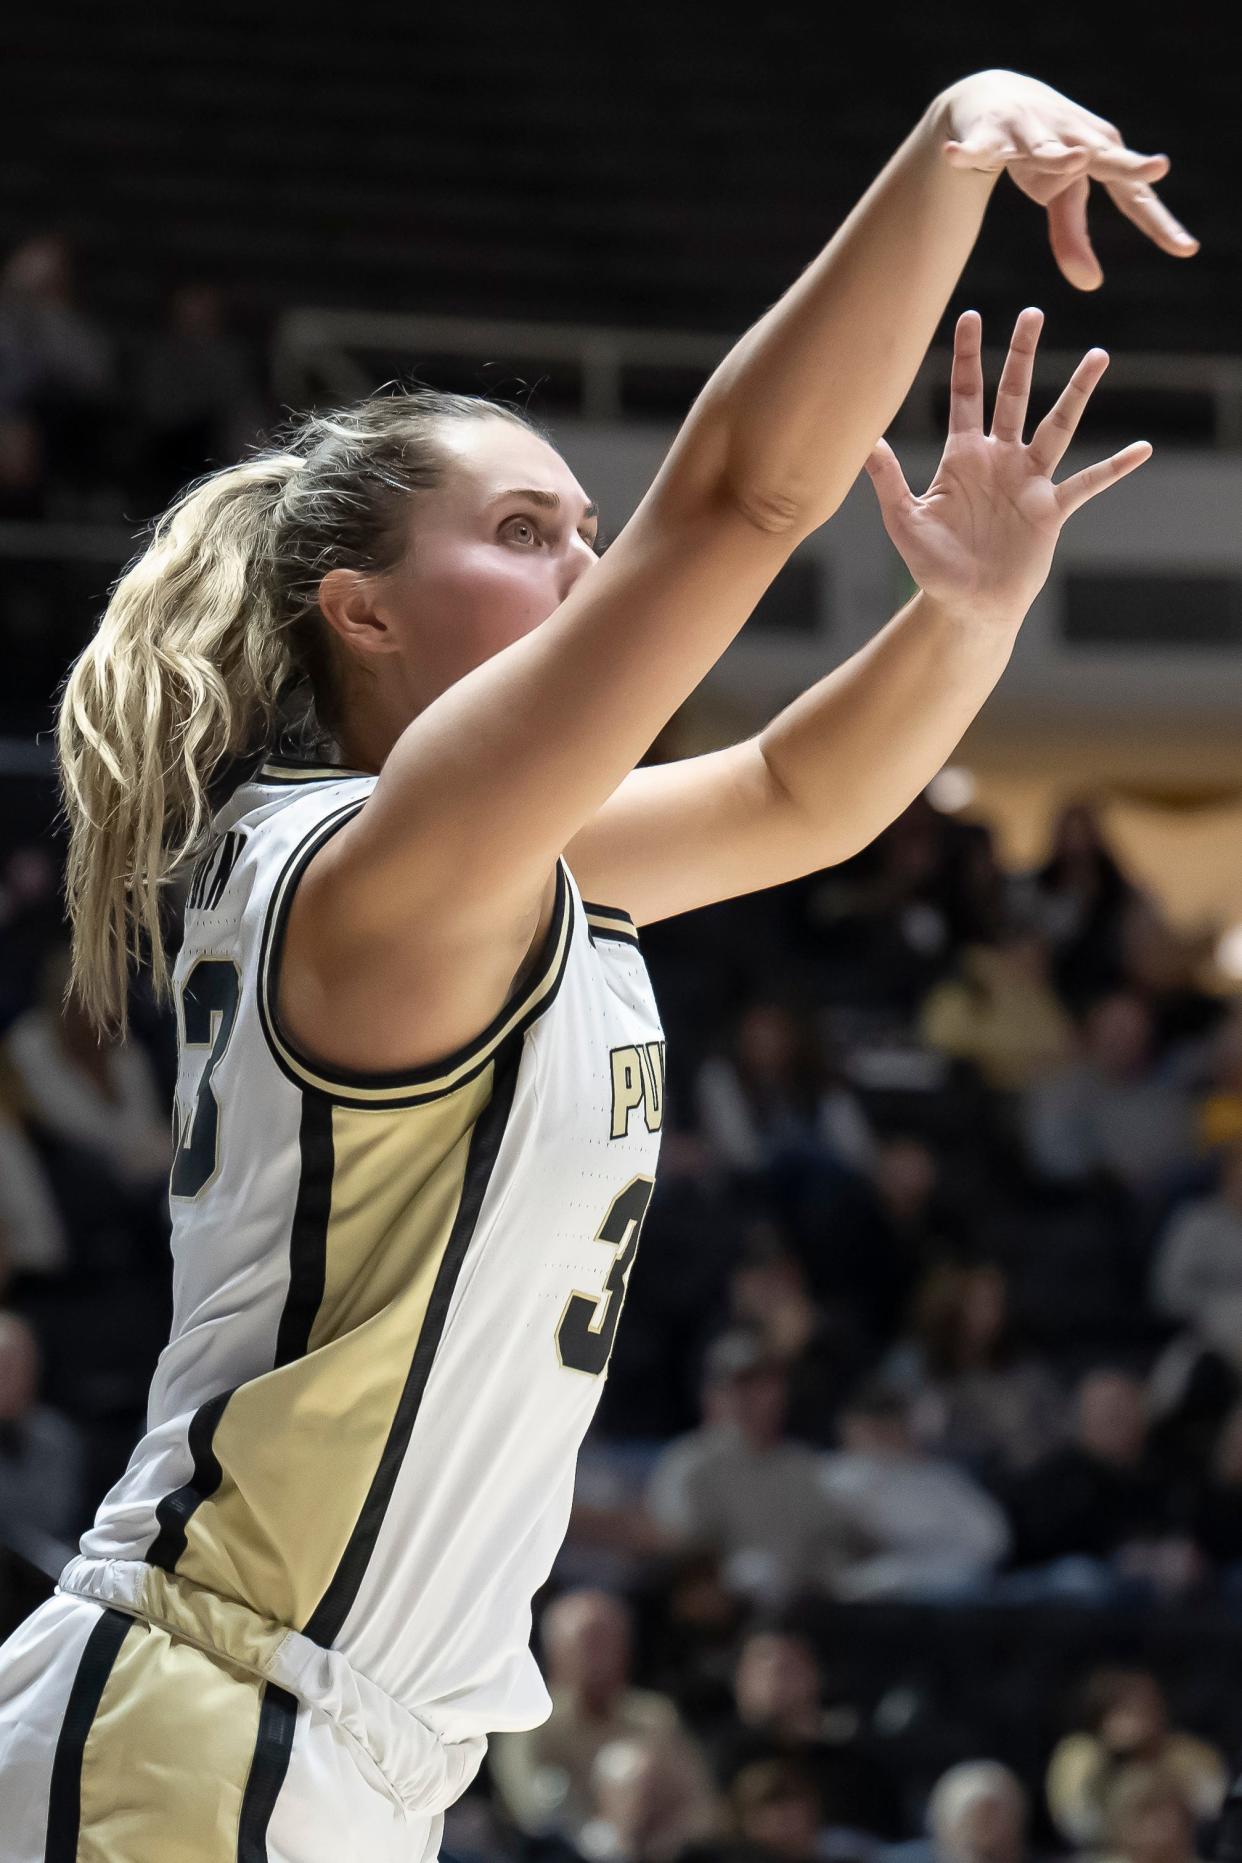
501, 516, 541, 545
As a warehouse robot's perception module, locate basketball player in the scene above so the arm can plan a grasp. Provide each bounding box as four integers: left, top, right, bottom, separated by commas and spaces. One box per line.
0, 68, 1194, 1863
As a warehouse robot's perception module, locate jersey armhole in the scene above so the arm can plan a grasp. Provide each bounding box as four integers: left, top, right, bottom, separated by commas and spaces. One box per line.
257, 806, 577, 1109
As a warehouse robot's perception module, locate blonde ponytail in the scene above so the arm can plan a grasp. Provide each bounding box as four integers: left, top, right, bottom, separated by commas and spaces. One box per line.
54, 385, 545, 1038
57, 455, 303, 1037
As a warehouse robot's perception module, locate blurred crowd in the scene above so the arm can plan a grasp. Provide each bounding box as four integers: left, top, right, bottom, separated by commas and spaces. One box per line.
4, 779, 1242, 1862
0, 231, 267, 525
3, 225, 1242, 1863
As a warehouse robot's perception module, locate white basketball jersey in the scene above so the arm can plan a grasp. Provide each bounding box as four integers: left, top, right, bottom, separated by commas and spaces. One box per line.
58, 753, 666, 1767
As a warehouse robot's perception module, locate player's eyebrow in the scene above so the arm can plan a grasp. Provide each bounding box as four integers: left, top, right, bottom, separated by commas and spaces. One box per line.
490, 488, 599, 523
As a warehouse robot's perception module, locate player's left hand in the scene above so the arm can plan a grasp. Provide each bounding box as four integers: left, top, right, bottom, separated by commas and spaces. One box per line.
943, 69, 1198, 290
863, 307, 1151, 631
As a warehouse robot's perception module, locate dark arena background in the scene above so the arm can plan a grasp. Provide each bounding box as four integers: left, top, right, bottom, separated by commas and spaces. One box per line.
3, 4, 1242, 1860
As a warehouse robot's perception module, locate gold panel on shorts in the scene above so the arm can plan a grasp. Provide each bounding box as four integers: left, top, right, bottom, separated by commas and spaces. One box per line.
78, 1615, 266, 1861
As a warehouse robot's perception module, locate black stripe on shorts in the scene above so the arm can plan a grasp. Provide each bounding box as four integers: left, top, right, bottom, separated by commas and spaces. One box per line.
238, 1682, 299, 1863
44, 1605, 133, 1862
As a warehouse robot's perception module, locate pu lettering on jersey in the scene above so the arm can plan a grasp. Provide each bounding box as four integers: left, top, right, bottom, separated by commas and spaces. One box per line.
609, 1040, 665, 1138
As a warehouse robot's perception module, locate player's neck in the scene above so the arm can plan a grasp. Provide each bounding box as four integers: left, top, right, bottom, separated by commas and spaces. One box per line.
337, 702, 414, 776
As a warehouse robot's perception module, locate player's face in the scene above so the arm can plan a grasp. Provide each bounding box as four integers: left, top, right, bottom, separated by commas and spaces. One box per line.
374, 418, 601, 714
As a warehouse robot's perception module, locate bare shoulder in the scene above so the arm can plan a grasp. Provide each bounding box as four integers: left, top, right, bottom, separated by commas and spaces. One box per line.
275, 821, 559, 1079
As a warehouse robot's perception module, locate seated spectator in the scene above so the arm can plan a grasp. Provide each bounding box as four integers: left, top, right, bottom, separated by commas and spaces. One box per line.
706, 1623, 898, 1841
1146, 1331, 1241, 1491
1096, 1765, 1210, 1863
1017, 800, 1138, 1012
0, 233, 117, 515
0, 1309, 85, 1547
1117, 896, 1224, 1056
1001, 1373, 1198, 1593
563, 1439, 675, 1594
634, 1549, 751, 1729
489, 1589, 713, 1848
0, 1098, 69, 1288
4, 945, 171, 1198
883, 1760, 1033, 1863
867, 1135, 978, 1279
694, 996, 874, 1180
725, 1227, 873, 1446
1150, 1146, 1242, 1329
1047, 1670, 1226, 1850
787, 799, 1007, 1021
1197, 1007, 1242, 1154
919, 925, 1076, 1094
884, 1263, 1066, 1476
133, 283, 266, 515
782, 801, 951, 1018
645, 1332, 866, 1605
440, 1789, 533, 1863
819, 1378, 1011, 1600
0, 412, 47, 520
0, 845, 64, 1029
1021, 994, 1196, 1200
722, 1755, 837, 1863
576, 1734, 721, 1863
1187, 1402, 1242, 1575
787, 1134, 970, 1352
0, 234, 112, 411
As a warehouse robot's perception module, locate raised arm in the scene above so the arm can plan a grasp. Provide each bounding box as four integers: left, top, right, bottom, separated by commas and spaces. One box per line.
563, 309, 1158, 926
294, 74, 1192, 1068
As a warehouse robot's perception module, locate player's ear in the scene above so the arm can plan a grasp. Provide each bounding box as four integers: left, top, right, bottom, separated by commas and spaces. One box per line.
317, 568, 399, 659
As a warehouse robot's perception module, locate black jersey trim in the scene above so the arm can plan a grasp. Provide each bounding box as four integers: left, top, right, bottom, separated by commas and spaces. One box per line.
257, 803, 576, 1108
44, 1606, 133, 1862
273, 1093, 335, 1368
301, 1027, 526, 1647
583, 899, 641, 948
140, 1100, 331, 1593
581, 901, 634, 922
145, 1386, 237, 1571
237, 1682, 299, 1861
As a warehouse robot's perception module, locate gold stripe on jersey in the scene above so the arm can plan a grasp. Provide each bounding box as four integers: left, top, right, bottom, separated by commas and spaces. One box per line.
173, 1064, 495, 1633
257, 759, 372, 785
583, 901, 640, 948
257, 804, 575, 1107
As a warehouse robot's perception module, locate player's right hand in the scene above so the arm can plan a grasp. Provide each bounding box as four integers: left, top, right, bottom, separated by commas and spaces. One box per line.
941, 69, 1198, 291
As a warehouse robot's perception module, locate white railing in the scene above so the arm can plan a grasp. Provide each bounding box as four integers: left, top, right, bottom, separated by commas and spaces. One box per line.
272, 308, 1242, 443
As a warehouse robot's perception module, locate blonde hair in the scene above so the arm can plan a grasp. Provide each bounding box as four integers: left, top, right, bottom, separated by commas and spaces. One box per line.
56, 386, 544, 1037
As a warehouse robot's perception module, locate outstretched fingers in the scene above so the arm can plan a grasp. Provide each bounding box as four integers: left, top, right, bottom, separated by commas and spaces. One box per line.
1103, 175, 1200, 259
948, 311, 985, 435
990, 307, 1044, 443
1087, 146, 1171, 183
863, 438, 914, 520
1045, 177, 1102, 291
1055, 441, 1153, 518
1028, 348, 1111, 475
